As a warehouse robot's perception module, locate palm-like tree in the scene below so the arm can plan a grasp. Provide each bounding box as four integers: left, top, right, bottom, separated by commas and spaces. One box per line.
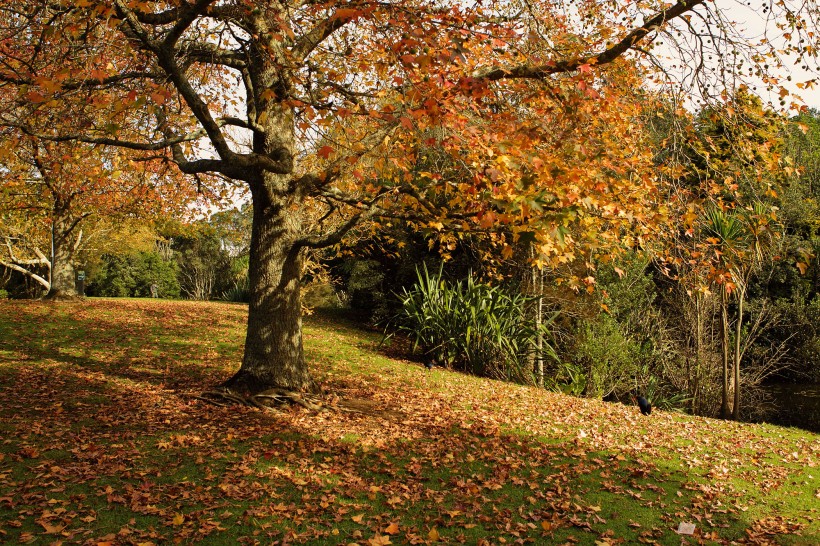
704, 203, 776, 419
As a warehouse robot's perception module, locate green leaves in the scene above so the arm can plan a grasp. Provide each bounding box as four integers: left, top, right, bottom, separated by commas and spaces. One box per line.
391, 264, 557, 384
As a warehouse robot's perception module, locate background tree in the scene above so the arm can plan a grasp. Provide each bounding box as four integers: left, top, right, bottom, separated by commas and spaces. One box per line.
0, 134, 197, 298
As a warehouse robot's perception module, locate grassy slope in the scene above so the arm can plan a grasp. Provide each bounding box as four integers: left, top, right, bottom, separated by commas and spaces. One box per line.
0, 298, 817, 545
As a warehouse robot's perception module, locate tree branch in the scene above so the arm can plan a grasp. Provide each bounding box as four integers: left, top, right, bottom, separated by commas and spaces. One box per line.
7, 121, 212, 151
292, 8, 361, 61
294, 189, 390, 250
473, 0, 706, 81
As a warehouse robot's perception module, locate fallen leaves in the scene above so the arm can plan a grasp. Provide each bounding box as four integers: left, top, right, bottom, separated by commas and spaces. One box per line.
0, 299, 817, 544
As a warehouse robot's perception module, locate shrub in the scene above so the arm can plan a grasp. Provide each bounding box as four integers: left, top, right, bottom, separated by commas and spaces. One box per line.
391, 265, 556, 384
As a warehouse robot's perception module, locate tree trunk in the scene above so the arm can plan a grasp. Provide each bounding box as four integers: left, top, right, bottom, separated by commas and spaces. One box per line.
219, 33, 316, 395
534, 266, 545, 388
46, 210, 80, 299
720, 288, 731, 419
221, 179, 314, 394
692, 291, 703, 414
732, 286, 745, 420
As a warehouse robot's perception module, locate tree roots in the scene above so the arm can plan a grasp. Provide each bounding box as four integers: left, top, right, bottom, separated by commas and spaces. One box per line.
196, 387, 324, 412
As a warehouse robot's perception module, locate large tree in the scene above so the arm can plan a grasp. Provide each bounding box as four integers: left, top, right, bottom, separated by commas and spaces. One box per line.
0, 0, 816, 400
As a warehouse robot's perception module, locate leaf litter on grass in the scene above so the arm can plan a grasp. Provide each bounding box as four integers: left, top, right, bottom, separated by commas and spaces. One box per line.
0, 298, 817, 545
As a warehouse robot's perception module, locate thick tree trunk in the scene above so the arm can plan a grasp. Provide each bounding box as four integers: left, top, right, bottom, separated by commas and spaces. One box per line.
46, 212, 80, 299
221, 181, 314, 395
218, 25, 314, 396
48, 245, 77, 298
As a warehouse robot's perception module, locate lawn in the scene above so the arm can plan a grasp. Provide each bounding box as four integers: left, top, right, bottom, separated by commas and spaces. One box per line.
0, 298, 817, 545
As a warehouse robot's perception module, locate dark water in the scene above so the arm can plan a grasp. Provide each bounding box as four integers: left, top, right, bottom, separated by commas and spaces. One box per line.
757, 383, 820, 433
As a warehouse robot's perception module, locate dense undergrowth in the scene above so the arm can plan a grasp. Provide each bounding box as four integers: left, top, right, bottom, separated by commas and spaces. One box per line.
0, 299, 817, 545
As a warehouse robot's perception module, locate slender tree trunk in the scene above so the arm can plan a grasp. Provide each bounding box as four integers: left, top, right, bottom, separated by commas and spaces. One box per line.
533, 265, 544, 388
720, 288, 731, 419
732, 286, 745, 420
692, 292, 704, 414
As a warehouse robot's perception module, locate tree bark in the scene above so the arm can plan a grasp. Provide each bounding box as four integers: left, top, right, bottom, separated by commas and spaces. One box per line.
45, 208, 81, 299
720, 288, 731, 419
221, 178, 314, 394
220, 33, 314, 393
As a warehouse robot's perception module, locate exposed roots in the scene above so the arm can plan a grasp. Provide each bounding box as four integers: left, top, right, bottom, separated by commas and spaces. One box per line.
196, 387, 325, 412
195, 389, 403, 419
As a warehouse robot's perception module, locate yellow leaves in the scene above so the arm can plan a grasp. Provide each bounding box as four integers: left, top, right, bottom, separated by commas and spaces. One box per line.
260, 89, 277, 101
384, 522, 399, 534
367, 534, 392, 546
427, 527, 440, 541
38, 520, 64, 534
172, 513, 185, 525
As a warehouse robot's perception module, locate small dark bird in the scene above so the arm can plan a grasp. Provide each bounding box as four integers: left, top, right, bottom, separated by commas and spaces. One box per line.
636, 396, 652, 415
424, 361, 434, 370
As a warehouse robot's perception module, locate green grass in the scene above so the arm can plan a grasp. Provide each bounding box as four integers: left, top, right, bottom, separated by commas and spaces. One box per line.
0, 298, 817, 545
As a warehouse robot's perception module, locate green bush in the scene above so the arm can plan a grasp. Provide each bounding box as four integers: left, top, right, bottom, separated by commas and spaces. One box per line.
391, 265, 556, 384
574, 313, 640, 399
90, 251, 180, 298
221, 279, 249, 303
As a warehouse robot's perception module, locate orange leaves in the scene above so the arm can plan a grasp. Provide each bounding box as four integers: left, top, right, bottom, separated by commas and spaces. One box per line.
317, 145, 335, 160
333, 8, 364, 21
25, 90, 46, 103
1, 299, 818, 545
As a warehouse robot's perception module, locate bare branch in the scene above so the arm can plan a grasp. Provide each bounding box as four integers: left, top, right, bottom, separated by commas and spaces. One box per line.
474, 0, 707, 81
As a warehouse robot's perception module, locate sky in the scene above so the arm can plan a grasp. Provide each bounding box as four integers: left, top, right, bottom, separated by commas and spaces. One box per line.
657, 0, 820, 112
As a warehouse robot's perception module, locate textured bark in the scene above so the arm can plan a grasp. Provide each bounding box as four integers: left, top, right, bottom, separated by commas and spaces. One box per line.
221, 30, 314, 393
222, 178, 314, 394
47, 244, 77, 298
45, 208, 80, 299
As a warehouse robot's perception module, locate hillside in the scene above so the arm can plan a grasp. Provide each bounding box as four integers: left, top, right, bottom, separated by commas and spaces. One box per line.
0, 299, 817, 545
